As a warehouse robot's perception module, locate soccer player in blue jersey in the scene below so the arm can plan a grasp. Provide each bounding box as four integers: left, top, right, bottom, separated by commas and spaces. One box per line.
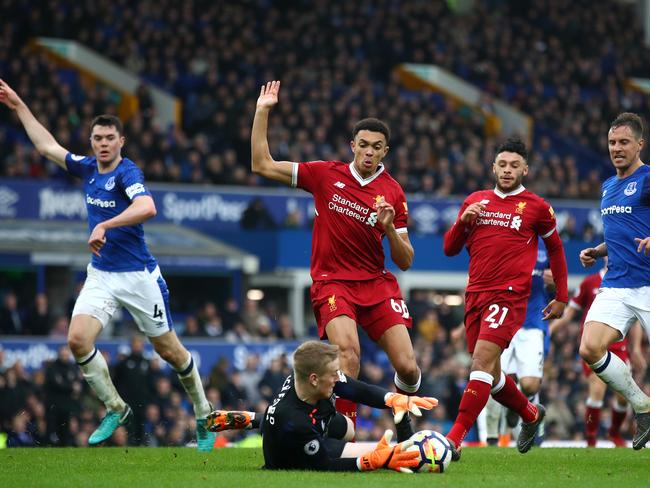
484, 241, 553, 444
578, 112, 650, 450
0, 79, 216, 451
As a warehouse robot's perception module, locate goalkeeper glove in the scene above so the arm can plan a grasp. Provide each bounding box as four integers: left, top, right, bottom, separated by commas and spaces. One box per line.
357, 429, 419, 473
385, 393, 438, 423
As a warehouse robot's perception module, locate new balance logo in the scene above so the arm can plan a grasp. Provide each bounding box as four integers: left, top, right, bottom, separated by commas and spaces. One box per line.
334, 181, 346, 188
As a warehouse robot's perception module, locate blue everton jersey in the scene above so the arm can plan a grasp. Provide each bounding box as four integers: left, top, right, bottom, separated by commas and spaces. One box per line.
600, 164, 650, 288
66, 153, 157, 272
522, 241, 550, 333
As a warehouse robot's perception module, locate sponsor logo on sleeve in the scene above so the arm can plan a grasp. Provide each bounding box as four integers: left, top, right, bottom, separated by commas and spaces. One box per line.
125, 183, 146, 199
70, 154, 85, 161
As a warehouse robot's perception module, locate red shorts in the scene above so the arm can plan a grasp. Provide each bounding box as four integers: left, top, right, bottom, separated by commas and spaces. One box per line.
464, 290, 528, 353
311, 273, 412, 342
581, 341, 630, 376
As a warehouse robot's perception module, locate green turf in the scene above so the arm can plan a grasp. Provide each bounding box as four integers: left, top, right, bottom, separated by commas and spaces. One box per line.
0, 447, 647, 487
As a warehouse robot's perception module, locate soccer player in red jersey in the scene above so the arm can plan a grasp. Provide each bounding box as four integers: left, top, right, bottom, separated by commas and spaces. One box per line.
251, 81, 420, 440
443, 138, 569, 458
550, 263, 645, 447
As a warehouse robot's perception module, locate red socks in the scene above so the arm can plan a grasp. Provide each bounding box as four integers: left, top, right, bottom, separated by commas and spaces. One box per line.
447, 372, 492, 447
491, 374, 537, 424
609, 405, 627, 437
335, 398, 357, 429
585, 405, 601, 446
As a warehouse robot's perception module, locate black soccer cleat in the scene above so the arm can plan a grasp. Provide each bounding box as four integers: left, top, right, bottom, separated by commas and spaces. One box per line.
447, 438, 462, 461
395, 412, 415, 443
632, 411, 650, 450
517, 404, 545, 454
506, 408, 520, 429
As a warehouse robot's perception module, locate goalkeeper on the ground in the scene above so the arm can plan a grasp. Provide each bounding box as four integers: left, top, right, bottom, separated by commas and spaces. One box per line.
207, 341, 438, 472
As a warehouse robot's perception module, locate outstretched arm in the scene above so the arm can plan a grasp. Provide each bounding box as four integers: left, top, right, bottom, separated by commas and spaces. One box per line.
251, 80, 295, 185
0, 79, 68, 169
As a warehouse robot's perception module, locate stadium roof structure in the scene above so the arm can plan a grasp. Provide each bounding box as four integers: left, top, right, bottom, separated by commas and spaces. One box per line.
0, 220, 259, 274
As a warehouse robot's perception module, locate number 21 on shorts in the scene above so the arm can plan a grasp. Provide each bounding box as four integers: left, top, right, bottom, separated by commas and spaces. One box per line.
485, 303, 509, 329
390, 298, 410, 319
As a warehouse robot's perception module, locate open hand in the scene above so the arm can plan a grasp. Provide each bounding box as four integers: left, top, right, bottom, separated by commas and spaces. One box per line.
257, 80, 280, 110
0, 79, 22, 109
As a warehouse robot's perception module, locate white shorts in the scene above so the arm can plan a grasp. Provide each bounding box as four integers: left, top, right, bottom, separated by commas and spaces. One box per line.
584, 286, 650, 338
500, 328, 544, 379
72, 264, 173, 337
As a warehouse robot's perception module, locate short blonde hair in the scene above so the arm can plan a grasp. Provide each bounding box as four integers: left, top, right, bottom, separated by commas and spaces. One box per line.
293, 341, 339, 381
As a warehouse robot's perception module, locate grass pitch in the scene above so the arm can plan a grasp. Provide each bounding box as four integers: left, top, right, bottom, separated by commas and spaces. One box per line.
0, 447, 646, 487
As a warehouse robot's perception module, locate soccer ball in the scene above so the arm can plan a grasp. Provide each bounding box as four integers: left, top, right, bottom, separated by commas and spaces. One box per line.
406, 430, 452, 473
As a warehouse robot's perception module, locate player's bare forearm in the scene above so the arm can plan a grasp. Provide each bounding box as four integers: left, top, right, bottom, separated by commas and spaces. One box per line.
386, 228, 413, 270
13, 100, 68, 169
250, 107, 293, 185
99, 195, 157, 231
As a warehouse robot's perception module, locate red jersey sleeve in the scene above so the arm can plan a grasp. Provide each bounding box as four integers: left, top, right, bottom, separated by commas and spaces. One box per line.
294, 161, 331, 193
570, 279, 589, 311
534, 199, 557, 238
443, 198, 471, 256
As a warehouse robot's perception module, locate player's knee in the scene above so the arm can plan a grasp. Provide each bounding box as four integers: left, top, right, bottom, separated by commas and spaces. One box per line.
520, 379, 540, 397
67, 331, 92, 357
338, 346, 360, 377
579, 339, 604, 364
396, 360, 419, 384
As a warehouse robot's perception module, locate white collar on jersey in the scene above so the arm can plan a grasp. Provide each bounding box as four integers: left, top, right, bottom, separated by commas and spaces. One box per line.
349, 162, 385, 186
493, 185, 526, 199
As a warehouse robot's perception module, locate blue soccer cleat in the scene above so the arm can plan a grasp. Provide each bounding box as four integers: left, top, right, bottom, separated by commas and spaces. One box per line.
89, 405, 133, 445
196, 417, 217, 452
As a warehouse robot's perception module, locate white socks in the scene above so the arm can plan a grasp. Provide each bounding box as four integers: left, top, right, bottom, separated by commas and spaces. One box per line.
176, 354, 211, 419
76, 348, 126, 413
591, 351, 650, 413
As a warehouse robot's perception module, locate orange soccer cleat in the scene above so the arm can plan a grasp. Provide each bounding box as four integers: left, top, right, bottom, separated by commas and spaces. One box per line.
206, 410, 253, 432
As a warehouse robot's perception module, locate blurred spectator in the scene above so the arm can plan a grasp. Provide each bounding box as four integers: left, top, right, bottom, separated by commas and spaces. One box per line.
0, 291, 23, 335
240, 198, 277, 230
24, 293, 52, 336
113, 336, 154, 445
44, 346, 81, 446
181, 315, 206, 337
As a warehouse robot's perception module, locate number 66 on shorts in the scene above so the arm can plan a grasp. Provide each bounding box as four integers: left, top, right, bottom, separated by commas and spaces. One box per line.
311, 273, 413, 342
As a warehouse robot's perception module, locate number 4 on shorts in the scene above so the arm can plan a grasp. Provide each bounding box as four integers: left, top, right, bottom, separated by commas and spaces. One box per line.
153, 304, 163, 319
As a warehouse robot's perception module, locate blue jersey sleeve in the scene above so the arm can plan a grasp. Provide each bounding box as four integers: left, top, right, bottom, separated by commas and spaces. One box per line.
119, 166, 151, 201
641, 173, 650, 206
65, 153, 95, 179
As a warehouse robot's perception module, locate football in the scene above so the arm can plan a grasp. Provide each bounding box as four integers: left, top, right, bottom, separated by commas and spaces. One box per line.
406, 430, 452, 473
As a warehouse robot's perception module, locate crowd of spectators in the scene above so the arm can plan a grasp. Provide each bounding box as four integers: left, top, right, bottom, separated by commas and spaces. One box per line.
2, 0, 649, 198
1, 287, 648, 447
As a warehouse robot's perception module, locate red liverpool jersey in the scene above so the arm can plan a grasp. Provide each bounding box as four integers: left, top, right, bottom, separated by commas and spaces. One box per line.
293, 161, 408, 281
570, 271, 604, 321
446, 186, 557, 295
